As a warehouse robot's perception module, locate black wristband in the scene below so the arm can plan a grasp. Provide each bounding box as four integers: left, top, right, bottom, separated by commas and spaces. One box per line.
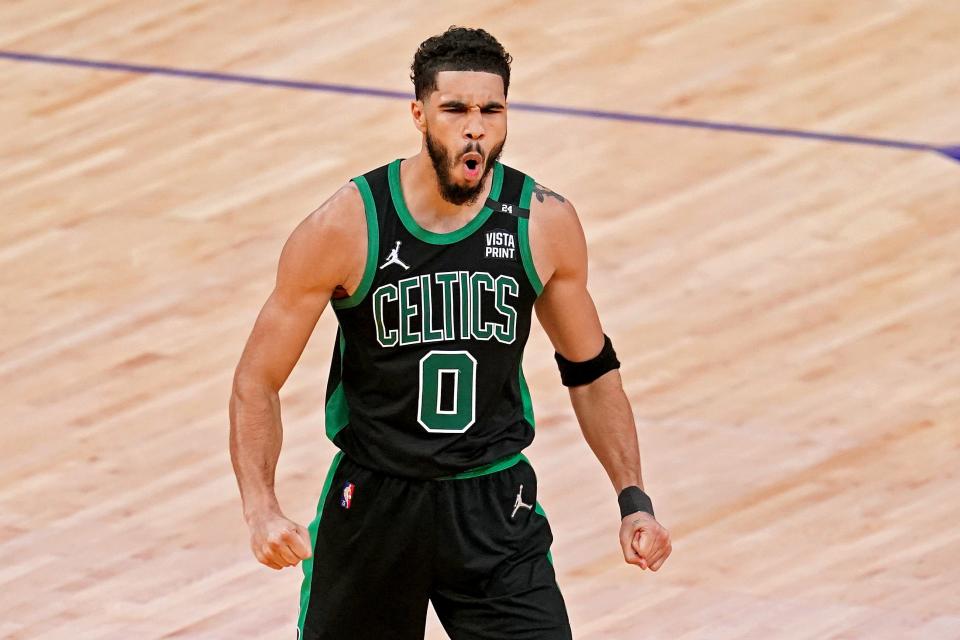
618, 486, 654, 519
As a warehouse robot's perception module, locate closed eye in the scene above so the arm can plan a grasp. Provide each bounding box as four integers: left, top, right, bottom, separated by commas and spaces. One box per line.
438, 101, 505, 114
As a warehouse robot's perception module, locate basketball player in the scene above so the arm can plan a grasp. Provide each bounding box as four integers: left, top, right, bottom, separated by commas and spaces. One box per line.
229, 27, 672, 640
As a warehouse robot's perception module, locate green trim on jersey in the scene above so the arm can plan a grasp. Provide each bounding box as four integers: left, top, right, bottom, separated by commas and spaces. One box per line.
517, 175, 544, 296
519, 360, 535, 429
324, 330, 349, 441
332, 175, 380, 310
437, 451, 528, 480
297, 450, 345, 634
534, 500, 554, 565
388, 159, 505, 245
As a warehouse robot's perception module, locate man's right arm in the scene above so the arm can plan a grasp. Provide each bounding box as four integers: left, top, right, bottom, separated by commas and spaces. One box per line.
229, 183, 365, 570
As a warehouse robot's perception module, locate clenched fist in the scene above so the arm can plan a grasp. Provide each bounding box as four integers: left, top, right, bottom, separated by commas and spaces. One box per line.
246, 511, 313, 570
619, 511, 671, 571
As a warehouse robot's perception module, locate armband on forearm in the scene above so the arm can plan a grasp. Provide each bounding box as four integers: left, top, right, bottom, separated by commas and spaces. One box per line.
554, 333, 620, 387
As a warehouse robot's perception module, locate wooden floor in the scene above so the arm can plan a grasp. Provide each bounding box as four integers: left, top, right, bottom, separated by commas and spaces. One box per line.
1, 1, 959, 638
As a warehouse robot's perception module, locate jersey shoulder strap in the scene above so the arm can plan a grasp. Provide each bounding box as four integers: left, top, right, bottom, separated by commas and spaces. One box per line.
485, 164, 531, 219
355, 162, 391, 204
332, 163, 388, 311
488, 164, 544, 295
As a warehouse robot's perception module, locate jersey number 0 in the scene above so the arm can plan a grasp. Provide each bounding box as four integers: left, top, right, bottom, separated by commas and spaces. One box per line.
417, 350, 477, 432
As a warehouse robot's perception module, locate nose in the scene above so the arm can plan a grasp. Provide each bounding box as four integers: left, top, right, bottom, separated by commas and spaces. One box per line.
464, 106, 485, 141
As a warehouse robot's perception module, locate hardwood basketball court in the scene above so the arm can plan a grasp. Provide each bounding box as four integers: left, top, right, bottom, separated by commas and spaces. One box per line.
1, 2, 958, 638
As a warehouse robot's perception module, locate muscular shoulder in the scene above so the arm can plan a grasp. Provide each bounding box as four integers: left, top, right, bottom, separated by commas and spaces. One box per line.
527, 181, 587, 285
300, 181, 365, 242
276, 182, 367, 300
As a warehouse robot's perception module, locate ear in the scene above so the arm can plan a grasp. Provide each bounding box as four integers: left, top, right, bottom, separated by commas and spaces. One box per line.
411, 99, 427, 134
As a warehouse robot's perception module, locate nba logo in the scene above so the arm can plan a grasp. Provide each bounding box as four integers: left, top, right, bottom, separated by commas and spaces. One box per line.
340, 481, 355, 509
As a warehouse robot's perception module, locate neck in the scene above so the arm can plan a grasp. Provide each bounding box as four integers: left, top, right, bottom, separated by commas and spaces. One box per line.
401, 148, 492, 218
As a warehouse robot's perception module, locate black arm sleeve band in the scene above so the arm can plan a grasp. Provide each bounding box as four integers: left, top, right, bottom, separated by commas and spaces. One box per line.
618, 486, 655, 519
554, 333, 620, 387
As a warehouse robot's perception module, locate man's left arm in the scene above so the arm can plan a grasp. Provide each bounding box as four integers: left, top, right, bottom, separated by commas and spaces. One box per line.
530, 187, 672, 572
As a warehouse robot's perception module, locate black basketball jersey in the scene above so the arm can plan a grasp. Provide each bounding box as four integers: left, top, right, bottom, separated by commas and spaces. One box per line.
323, 158, 544, 479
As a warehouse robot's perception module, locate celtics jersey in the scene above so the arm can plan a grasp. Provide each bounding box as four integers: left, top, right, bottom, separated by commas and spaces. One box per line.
323, 158, 545, 479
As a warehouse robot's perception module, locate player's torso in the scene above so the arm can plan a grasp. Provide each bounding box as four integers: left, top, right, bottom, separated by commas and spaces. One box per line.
326, 158, 543, 478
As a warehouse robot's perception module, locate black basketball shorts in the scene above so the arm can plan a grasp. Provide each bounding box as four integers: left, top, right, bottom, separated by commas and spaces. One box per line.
296, 451, 572, 640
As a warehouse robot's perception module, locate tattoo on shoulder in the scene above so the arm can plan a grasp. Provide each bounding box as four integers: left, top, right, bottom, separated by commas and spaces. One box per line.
533, 183, 566, 204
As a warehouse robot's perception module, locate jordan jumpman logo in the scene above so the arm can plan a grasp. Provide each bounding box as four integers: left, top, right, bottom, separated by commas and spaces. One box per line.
511, 484, 533, 519
379, 240, 410, 270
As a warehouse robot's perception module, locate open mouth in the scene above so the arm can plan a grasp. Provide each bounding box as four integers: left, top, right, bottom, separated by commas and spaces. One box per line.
461, 152, 483, 178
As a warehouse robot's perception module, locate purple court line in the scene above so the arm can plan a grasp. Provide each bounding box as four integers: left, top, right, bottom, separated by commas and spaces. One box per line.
2, 50, 956, 163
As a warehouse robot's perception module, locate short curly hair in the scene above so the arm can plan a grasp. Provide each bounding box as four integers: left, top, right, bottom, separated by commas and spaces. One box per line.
410, 26, 512, 100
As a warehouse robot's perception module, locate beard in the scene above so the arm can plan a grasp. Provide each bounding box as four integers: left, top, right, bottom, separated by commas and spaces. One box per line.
425, 129, 505, 206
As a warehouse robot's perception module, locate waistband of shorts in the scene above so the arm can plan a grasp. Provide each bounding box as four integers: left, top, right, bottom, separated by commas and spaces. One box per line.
435, 451, 529, 480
